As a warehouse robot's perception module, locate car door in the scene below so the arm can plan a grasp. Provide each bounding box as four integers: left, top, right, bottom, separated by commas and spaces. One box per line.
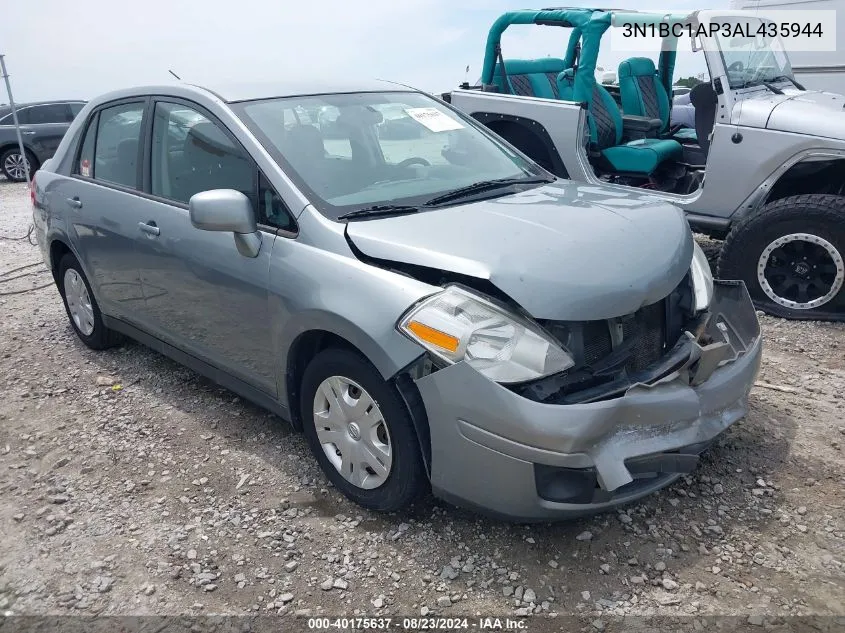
130, 98, 278, 394
55, 99, 149, 320
21, 103, 75, 161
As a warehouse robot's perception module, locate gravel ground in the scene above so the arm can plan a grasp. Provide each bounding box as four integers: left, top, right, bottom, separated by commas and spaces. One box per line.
1, 178, 844, 628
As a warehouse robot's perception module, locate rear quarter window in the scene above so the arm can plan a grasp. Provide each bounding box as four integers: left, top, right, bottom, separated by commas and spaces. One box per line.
75, 113, 98, 178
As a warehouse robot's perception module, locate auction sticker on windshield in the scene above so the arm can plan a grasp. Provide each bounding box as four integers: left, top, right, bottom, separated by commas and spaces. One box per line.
405, 108, 464, 132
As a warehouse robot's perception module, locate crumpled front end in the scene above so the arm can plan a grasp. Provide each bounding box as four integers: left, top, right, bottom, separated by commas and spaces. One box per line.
414, 280, 762, 521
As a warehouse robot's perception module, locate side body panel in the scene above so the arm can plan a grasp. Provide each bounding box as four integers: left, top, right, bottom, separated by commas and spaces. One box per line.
47, 176, 147, 321
269, 206, 437, 409
26, 122, 70, 163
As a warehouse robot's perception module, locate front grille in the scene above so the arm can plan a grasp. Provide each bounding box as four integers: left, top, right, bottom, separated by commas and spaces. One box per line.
541, 298, 668, 374
582, 320, 613, 366
516, 276, 696, 404
620, 300, 667, 372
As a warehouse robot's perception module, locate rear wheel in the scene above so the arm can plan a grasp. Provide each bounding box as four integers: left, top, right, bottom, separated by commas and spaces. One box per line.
718, 194, 845, 320
58, 253, 122, 349
300, 348, 427, 512
1, 147, 37, 182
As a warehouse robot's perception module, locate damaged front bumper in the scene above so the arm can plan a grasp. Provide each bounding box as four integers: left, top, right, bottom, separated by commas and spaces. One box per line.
414, 280, 762, 521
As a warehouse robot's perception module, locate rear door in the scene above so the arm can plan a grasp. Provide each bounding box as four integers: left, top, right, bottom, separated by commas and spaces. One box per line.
53, 99, 149, 320
19, 103, 76, 162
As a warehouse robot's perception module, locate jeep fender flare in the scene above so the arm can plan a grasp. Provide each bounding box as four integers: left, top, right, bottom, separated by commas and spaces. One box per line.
736, 149, 845, 221
471, 112, 570, 178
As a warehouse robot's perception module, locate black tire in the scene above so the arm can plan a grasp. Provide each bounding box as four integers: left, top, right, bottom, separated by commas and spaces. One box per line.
718, 194, 845, 320
300, 348, 427, 512
57, 253, 122, 350
0, 147, 38, 182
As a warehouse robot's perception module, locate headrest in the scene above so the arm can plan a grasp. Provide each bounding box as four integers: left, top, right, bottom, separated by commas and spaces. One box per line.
618, 57, 657, 78
495, 58, 568, 76
285, 124, 326, 160
337, 106, 383, 127
689, 82, 717, 107
185, 121, 234, 157
117, 138, 138, 164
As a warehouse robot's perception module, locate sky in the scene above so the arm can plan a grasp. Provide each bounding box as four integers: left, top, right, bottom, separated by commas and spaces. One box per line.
1, 0, 728, 104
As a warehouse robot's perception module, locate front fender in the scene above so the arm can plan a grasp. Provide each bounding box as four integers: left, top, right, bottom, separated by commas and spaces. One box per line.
275, 309, 426, 409
266, 228, 438, 410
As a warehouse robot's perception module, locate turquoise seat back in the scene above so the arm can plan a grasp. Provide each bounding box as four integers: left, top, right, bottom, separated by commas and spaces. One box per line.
492, 58, 569, 99
559, 68, 682, 175
556, 68, 576, 101
618, 57, 671, 133
558, 69, 623, 149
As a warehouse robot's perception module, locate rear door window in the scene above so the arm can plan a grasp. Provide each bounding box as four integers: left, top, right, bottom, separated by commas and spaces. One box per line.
9, 107, 32, 125
27, 104, 73, 124
93, 102, 145, 189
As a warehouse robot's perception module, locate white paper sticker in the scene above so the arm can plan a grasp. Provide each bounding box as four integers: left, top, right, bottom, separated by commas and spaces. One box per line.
404, 107, 464, 132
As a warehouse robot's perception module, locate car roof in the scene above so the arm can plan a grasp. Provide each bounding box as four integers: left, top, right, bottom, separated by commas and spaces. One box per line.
85, 78, 415, 108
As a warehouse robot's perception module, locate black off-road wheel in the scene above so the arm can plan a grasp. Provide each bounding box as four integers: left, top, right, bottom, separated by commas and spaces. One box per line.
718, 194, 845, 320
57, 253, 122, 349
300, 348, 427, 512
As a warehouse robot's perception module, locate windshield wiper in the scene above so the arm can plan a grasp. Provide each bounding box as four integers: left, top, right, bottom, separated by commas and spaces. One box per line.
422, 176, 554, 207
770, 74, 805, 91
741, 79, 783, 94
337, 204, 421, 221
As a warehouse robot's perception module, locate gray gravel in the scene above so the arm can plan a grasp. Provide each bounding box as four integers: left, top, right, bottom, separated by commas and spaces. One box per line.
1, 178, 844, 624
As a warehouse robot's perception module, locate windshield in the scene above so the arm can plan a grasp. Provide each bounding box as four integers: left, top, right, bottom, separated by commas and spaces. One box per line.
714, 17, 794, 89
232, 91, 542, 219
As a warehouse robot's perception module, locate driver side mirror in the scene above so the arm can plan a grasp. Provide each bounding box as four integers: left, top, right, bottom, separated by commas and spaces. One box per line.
189, 189, 262, 258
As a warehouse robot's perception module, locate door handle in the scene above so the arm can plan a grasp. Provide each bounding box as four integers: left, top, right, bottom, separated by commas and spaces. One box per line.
22, 130, 35, 135
138, 221, 160, 236
66, 196, 83, 209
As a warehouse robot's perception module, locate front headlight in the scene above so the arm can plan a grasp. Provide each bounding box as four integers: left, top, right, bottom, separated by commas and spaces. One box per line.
690, 241, 714, 311
397, 286, 575, 384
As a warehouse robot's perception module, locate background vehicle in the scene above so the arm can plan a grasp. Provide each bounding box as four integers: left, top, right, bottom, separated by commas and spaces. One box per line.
0, 100, 86, 181
731, 0, 845, 93
445, 8, 845, 321
32, 81, 760, 521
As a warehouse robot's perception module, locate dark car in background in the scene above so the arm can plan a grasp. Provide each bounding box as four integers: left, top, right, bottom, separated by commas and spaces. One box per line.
0, 100, 86, 181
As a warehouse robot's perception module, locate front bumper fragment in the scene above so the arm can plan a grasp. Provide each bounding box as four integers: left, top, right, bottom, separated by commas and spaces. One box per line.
414, 280, 762, 521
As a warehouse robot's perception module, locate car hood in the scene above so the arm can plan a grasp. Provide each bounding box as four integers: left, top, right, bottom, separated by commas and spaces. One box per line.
346, 182, 694, 321
734, 89, 845, 137
768, 90, 845, 137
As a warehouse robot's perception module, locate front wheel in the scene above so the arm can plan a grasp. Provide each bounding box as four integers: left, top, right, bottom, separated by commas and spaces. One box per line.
300, 348, 427, 512
718, 194, 845, 320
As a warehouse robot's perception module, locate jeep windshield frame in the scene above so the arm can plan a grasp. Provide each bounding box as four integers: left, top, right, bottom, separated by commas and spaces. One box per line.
710, 15, 796, 90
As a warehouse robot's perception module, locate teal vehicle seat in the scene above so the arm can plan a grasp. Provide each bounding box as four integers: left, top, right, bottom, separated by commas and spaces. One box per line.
492, 58, 570, 99
558, 69, 683, 175
618, 57, 697, 142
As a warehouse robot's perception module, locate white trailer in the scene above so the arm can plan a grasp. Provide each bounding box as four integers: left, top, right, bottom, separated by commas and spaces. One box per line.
730, 0, 845, 93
